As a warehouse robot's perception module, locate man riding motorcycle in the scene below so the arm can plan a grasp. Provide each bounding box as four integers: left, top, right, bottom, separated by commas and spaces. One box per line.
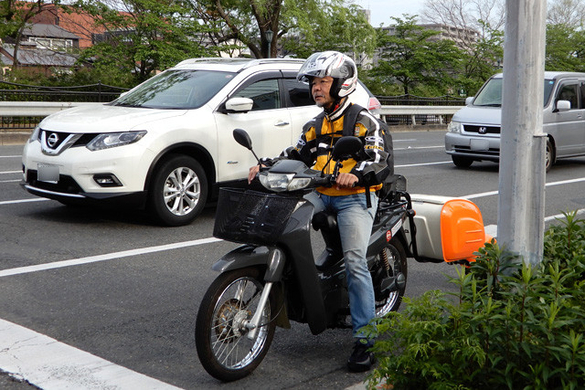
248, 51, 391, 372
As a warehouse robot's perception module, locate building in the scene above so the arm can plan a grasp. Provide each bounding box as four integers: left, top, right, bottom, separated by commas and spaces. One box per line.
1, 24, 80, 76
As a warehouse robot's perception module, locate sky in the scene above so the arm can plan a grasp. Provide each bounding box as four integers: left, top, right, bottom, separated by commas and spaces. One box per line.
352, 0, 426, 27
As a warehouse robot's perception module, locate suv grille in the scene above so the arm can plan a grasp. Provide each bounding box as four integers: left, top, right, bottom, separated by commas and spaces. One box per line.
40, 130, 97, 156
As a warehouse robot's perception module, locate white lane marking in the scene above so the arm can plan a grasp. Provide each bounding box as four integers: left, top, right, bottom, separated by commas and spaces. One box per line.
483, 208, 585, 239
462, 177, 585, 200
0, 170, 20, 174
396, 161, 452, 168
0, 155, 20, 158
0, 198, 49, 206
394, 146, 444, 151
0, 179, 21, 183
0, 318, 183, 390
0, 237, 222, 278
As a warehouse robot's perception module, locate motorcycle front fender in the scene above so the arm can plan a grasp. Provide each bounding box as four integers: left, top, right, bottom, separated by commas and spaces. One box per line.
212, 245, 286, 282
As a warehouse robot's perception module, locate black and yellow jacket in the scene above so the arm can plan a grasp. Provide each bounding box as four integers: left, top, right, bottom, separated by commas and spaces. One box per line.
290, 100, 390, 196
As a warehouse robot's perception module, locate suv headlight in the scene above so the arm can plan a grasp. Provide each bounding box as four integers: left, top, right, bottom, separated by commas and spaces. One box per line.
28, 126, 41, 143
448, 121, 463, 133
86, 131, 147, 151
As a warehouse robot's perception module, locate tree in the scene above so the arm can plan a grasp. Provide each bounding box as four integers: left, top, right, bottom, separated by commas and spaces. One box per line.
191, 0, 376, 60
372, 16, 462, 95
420, 0, 504, 94
421, 0, 505, 42
545, 0, 585, 72
547, 0, 585, 27
73, 0, 215, 83
545, 23, 585, 72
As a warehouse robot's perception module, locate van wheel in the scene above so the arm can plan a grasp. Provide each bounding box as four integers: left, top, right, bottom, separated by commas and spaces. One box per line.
148, 155, 208, 226
452, 155, 473, 168
545, 139, 554, 172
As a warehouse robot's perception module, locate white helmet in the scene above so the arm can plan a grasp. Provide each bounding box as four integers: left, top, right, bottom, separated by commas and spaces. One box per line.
297, 51, 358, 99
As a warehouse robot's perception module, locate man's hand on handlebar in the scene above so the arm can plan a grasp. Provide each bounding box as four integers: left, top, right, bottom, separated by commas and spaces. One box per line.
334, 172, 358, 190
248, 164, 265, 184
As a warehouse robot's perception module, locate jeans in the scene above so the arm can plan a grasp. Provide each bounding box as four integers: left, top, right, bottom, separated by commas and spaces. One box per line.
314, 192, 378, 338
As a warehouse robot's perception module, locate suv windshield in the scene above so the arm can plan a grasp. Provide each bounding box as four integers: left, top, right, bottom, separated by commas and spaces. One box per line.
473, 77, 555, 107
112, 69, 236, 109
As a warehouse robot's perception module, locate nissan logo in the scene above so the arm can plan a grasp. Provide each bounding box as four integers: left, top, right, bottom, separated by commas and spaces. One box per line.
478, 127, 488, 134
47, 133, 59, 148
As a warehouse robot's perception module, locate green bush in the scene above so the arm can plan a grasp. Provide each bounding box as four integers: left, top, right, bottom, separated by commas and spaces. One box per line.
369, 211, 585, 390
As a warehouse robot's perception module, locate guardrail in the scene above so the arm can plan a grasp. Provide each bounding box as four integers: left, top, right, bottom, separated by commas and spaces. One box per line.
379, 105, 461, 126
0, 101, 463, 130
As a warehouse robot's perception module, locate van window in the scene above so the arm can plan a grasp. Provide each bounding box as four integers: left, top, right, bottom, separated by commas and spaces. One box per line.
556, 83, 579, 109
473, 77, 556, 107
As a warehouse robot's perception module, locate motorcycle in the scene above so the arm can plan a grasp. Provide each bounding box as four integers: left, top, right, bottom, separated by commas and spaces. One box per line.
195, 128, 491, 382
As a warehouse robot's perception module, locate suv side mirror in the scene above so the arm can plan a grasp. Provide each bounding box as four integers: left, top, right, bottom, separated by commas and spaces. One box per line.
224, 97, 254, 113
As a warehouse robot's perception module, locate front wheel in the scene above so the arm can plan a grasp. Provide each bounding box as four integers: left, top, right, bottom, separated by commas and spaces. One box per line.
452, 155, 473, 168
195, 267, 276, 382
148, 155, 208, 226
372, 238, 408, 317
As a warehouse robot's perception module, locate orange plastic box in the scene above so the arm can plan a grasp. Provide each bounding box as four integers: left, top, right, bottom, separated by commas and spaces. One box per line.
406, 195, 493, 262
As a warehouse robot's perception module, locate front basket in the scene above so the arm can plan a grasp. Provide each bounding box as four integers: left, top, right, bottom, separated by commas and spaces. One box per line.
213, 188, 299, 245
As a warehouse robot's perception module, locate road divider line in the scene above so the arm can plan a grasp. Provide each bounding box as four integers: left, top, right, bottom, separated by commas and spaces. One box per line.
0, 237, 222, 278
463, 177, 585, 200
0, 170, 21, 174
0, 318, 183, 390
396, 161, 452, 168
394, 146, 445, 151
0, 198, 49, 206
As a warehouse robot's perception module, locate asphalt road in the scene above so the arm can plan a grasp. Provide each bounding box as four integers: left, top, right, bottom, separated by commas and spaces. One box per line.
1, 130, 584, 389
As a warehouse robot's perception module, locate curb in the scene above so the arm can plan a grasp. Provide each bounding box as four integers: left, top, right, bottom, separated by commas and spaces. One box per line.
0, 132, 31, 145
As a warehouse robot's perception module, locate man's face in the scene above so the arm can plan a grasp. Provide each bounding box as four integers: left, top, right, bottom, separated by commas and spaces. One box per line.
311, 76, 335, 108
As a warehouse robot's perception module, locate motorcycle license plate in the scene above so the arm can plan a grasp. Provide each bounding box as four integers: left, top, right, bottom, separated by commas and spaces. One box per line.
37, 163, 59, 183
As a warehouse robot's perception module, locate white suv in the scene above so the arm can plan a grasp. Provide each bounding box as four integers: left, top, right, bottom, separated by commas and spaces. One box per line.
22, 57, 381, 226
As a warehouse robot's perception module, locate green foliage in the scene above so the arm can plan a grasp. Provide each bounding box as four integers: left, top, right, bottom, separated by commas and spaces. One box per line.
372, 16, 464, 96
369, 211, 585, 389
73, 0, 214, 84
546, 24, 585, 72
280, 0, 376, 59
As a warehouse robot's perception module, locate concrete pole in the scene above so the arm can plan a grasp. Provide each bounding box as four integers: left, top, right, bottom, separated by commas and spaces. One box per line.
498, 0, 547, 266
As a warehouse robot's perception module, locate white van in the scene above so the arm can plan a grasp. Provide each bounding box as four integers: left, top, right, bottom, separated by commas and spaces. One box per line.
445, 71, 585, 171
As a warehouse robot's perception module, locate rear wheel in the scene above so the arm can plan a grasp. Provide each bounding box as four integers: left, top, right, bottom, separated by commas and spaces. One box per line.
195, 267, 276, 382
372, 238, 407, 317
148, 155, 208, 226
452, 155, 474, 168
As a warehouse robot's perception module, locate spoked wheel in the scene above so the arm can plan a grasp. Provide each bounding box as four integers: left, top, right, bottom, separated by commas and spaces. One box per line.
148, 155, 208, 226
195, 267, 276, 382
371, 238, 408, 317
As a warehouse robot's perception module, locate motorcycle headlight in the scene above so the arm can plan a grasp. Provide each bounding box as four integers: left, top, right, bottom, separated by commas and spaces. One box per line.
259, 173, 312, 192
448, 121, 462, 133
86, 131, 147, 151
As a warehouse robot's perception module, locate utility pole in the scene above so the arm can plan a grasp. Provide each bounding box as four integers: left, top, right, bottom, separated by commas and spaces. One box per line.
498, 0, 547, 266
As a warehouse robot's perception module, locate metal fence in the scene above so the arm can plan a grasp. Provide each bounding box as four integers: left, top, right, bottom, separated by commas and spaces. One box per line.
0, 84, 465, 130
0, 81, 128, 103
377, 94, 466, 106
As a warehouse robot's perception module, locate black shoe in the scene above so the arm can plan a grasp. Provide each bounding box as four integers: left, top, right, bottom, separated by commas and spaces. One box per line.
347, 339, 376, 372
